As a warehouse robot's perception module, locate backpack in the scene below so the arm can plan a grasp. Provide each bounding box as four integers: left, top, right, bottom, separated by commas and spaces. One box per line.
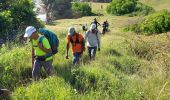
70, 33, 85, 49
38, 28, 59, 54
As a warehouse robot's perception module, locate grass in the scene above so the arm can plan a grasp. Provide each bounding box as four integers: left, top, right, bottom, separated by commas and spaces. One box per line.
0, 1, 170, 100
139, 0, 170, 11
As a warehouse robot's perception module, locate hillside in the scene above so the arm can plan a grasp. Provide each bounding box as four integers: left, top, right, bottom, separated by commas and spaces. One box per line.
1, 0, 170, 99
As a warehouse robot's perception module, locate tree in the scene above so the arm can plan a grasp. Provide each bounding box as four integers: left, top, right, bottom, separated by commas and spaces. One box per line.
0, 0, 13, 11
0, 0, 44, 40
41, 0, 72, 23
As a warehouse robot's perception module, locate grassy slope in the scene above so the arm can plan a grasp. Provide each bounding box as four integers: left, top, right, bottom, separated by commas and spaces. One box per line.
139, 0, 170, 11
3, 0, 170, 99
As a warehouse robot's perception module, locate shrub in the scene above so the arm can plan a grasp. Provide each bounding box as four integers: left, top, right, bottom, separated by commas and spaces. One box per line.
125, 10, 170, 35
0, 10, 13, 38
70, 66, 143, 99
0, 44, 31, 89
0, 0, 44, 40
72, 2, 92, 16
140, 10, 170, 35
134, 2, 154, 16
13, 77, 73, 100
111, 55, 140, 74
106, 0, 154, 16
70, 67, 118, 94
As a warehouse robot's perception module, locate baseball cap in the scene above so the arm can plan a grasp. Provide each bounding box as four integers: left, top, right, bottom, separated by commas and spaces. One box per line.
68, 26, 76, 35
24, 26, 36, 38
90, 24, 96, 30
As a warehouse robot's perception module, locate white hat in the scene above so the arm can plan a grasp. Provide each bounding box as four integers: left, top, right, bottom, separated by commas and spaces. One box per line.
24, 26, 36, 38
68, 26, 76, 35
90, 24, 96, 30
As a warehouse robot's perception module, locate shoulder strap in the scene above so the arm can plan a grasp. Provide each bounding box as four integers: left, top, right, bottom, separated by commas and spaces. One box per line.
70, 34, 81, 44
39, 35, 44, 43
70, 35, 73, 43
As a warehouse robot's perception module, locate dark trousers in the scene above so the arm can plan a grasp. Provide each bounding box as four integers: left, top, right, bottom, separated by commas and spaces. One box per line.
88, 46, 97, 60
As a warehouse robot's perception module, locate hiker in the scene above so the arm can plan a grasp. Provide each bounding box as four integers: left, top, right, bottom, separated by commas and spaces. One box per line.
85, 24, 101, 60
82, 24, 88, 32
0, 89, 10, 97
24, 26, 53, 80
66, 27, 85, 65
102, 20, 109, 34
92, 18, 101, 29
105, 20, 109, 31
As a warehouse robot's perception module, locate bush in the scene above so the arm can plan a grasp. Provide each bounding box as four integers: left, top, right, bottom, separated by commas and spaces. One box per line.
13, 77, 73, 100
0, 0, 44, 40
135, 2, 154, 16
140, 10, 170, 35
72, 2, 92, 16
106, 0, 154, 16
110, 55, 140, 74
125, 10, 170, 35
70, 67, 118, 93
0, 44, 31, 89
70, 66, 143, 99
0, 10, 13, 38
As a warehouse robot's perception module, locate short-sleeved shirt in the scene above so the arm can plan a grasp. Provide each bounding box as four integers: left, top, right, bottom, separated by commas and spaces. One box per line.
32, 34, 52, 61
67, 33, 83, 53
85, 30, 100, 47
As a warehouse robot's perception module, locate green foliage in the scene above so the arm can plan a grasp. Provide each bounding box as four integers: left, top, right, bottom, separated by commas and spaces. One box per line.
0, 10, 13, 38
72, 2, 92, 16
0, 0, 44, 40
134, 2, 154, 16
72, 0, 111, 2
125, 10, 170, 35
70, 66, 143, 99
70, 67, 117, 93
106, 0, 154, 16
140, 10, 170, 35
112, 56, 140, 74
0, 0, 13, 11
11, 0, 35, 28
0, 44, 31, 89
12, 77, 73, 100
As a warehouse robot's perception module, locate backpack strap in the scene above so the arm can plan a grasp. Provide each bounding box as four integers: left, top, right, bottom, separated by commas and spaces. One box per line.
39, 35, 44, 43
70, 34, 81, 44
38, 35, 53, 57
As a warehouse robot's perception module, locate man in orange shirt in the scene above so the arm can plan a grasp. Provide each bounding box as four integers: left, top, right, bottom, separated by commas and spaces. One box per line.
66, 27, 85, 65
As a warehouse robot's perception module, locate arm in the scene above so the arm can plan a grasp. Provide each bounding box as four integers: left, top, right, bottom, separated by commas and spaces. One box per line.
97, 31, 101, 51
84, 31, 88, 42
38, 38, 52, 54
38, 43, 52, 53
66, 42, 70, 59
81, 34, 86, 52
66, 36, 70, 59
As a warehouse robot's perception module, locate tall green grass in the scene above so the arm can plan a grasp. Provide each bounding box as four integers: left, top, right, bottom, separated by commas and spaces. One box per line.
1, 2, 170, 99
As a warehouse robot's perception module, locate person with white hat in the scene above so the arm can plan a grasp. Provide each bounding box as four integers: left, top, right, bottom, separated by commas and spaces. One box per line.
24, 26, 53, 80
66, 26, 85, 65
85, 24, 101, 60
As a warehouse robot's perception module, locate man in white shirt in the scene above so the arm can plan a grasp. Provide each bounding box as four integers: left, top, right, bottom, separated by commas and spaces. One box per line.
85, 24, 101, 60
